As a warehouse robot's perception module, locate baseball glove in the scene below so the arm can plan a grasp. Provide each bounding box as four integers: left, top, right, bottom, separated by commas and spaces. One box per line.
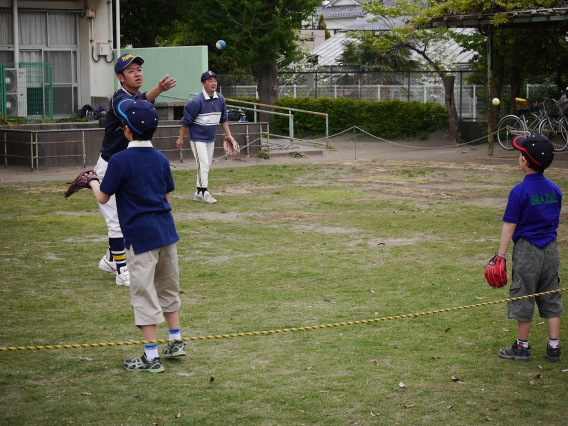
223, 136, 240, 156
64, 169, 100, 198
484, 254, 508, 288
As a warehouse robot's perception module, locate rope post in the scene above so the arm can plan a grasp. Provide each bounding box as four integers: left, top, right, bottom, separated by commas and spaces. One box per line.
82, 131, 86, 169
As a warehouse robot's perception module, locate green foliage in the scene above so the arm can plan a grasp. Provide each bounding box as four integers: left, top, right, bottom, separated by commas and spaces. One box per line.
0, 116, 28, 125
317, 14, 331, 40
120, 0, 182, 47
339, 34, 422, 72
272, 97, 448, 139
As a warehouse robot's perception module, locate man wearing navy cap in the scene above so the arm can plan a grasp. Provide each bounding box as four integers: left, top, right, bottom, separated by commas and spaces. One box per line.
491, 134, 563, 363
95, 53, 176, 288
89, 99, 186, 373
176, 70, 239, 204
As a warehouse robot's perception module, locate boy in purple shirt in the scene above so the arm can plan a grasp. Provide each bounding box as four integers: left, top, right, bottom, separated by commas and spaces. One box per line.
493, 134, 562, 363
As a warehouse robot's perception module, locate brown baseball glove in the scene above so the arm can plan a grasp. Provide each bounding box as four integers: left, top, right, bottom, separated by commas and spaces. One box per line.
64, 169, 100, 198
223, 136, 240, 156
484, 254, 508, 288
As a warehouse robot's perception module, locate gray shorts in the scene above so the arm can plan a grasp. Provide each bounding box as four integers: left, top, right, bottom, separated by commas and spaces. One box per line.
507, 238, 562, 321
126, 243, 181, 326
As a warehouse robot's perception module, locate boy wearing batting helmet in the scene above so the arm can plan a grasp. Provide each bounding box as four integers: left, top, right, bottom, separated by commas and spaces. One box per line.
95, 53, 176, 287
492, 134, 562, 362
89, 99, 186, 373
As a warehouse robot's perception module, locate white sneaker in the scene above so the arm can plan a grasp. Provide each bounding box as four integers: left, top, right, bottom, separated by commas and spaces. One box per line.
193, 191, 204, 202
99, 255, 117, 274
115, 266, 131, 287
99, 255, 130, 287
202, 191, 217, 204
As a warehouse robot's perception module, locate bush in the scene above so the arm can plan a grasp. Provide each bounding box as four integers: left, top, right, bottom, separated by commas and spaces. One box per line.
272, 98, 448, 140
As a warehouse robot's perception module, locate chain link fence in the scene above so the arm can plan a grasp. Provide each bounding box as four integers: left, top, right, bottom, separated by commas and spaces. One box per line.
218, 71, 556, 121
0, 63, 53, 120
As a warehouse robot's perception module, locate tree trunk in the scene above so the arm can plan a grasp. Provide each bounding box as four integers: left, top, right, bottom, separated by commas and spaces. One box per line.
442, 75, 459, 142
256, 63, 279, 123
494, 63, 504, 121
509, 65, 521, 115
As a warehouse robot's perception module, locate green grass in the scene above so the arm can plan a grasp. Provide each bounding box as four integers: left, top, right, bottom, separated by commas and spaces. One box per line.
1, 160, 567, 425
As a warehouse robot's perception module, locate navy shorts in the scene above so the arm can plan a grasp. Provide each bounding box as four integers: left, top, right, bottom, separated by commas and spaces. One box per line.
507, 238, 562, 321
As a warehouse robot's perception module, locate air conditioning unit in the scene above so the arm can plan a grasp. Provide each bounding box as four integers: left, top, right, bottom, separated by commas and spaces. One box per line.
4, 68, 27, 117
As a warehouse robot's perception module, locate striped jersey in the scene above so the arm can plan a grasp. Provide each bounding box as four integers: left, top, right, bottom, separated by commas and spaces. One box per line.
181, 88, 228, 142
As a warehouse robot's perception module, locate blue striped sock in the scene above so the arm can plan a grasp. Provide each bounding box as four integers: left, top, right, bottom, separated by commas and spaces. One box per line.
169, 328, 181, 340
144, 343, 158, 361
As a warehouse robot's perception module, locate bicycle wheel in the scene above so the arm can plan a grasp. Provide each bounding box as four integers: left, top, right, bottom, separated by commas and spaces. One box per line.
524, 113, 542, 134
497, 115, 524, 150
539, 118, 568, 151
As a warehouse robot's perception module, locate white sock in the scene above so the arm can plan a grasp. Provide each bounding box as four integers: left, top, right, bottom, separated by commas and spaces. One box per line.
548, 339, 560, 349
144, 343, 158, 361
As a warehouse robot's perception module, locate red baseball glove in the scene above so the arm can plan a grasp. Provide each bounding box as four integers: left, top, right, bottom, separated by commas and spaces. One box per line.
64, 169, 100, 198
484, 254, 508, 288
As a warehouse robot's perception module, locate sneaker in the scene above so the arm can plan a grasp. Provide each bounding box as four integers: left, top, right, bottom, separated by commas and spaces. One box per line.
162, 341, 187, 358
193, 191, 204, 202
123, 353, 164, 373
99, 255, 117, 274
545, 345, 562, 362
115, 267, 131, 287
202, 191, 217, 204
99, 255, 130, 286
498, 341, 531, 362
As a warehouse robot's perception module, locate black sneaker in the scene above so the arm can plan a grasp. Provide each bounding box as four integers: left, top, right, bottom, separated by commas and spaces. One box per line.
123, 353, 165, 373
545, 345, 561, 362
498, 341, 531, 362
162, 341, 187, 359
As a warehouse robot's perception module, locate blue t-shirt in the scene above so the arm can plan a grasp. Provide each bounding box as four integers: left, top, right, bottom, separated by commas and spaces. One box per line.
100, 141, 179, 254
503, 173, 562, 249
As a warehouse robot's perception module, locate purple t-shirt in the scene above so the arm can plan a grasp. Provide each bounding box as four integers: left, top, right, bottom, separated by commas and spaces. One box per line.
503, 173, 562, 249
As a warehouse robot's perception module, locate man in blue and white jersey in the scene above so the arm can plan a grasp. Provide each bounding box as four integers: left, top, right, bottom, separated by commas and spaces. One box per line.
176, 71, 238, 204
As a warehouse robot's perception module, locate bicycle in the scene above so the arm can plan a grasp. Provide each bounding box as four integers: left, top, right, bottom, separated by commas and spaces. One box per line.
496, 105, 543, 150
537, 96, 568, 152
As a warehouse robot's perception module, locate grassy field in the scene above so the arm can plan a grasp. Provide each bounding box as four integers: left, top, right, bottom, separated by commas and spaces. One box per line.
1, 159, 567, 425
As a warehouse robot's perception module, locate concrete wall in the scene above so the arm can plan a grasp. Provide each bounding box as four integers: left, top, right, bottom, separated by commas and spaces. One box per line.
1, 122, 262, 169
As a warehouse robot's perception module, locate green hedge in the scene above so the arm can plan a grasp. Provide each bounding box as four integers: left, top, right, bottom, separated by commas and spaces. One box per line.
272, 98, 448, 140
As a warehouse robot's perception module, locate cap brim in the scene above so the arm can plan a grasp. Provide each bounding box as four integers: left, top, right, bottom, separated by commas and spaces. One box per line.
512, 135, 541, 166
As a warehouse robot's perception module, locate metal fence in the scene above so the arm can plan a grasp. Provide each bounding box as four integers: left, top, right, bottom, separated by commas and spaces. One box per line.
0, 62, 53, 121
218, 71, 556, 121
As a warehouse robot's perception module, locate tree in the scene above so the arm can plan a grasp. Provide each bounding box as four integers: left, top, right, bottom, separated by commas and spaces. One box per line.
455, 28, 568, 114
119, 0, 181, 47
159, 0, 321, 106
363, 0, 464, 141
339, 33, 422, 72
317, 14, 332, 40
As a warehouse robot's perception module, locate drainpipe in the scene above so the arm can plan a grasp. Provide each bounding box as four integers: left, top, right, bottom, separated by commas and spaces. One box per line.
13, 0, 19, 66
115, 0, 120, 58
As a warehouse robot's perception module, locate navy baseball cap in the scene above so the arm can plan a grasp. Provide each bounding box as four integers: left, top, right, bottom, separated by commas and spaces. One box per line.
201, 70, 217, 82
116, 99, 159, 135
513, 134, 555, 170
115, 53, 144, 74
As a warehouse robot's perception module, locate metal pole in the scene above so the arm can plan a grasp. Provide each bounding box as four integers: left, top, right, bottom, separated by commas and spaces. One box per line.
325, 114, 329, 149
487, 27, 494, 156
288, 109, 294, 145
